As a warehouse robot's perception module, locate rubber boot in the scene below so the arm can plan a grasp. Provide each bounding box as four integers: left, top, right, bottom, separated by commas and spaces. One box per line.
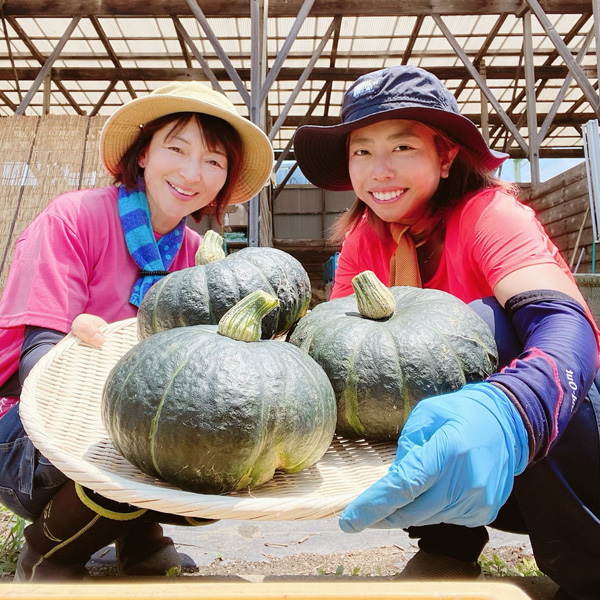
396, 550, 483, 580
115, 521, 181, 576
15, 481, 146, 582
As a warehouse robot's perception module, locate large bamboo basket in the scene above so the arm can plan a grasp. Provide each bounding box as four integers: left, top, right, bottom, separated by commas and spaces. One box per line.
20, 318, 397, 520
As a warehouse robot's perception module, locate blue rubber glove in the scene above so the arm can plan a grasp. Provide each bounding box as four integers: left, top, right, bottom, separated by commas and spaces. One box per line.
339, 382, 529, 533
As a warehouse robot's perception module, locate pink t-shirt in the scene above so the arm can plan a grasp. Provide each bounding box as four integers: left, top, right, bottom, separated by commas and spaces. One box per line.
331, 188, 574, 304
0, 185, 201, 390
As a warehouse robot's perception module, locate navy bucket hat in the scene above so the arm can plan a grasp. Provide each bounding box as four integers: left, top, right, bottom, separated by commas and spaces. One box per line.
294, 65, 509, 192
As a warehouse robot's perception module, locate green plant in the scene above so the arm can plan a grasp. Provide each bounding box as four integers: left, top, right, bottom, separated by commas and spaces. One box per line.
103, 290, 337, 494
0, 506, 26, 576
137, 233, 311, 340
289, 270, 498, 440
316, 564, 357, 576
478, 552, 543, 577
515, 557, 544, 577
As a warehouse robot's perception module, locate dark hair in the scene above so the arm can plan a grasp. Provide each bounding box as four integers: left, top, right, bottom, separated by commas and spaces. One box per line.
329, 125, 518, 244
115, 112, 243, 225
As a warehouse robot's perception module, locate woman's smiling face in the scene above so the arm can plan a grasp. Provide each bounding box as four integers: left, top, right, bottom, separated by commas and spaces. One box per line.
348, 119, 458, 225
139, 118, 229, 235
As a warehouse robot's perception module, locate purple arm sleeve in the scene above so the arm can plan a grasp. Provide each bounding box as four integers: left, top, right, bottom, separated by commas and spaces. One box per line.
19, 326, 66, 387
487, 289, 598, 463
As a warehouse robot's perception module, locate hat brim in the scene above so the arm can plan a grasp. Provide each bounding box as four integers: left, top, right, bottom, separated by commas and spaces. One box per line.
294, 107, 509, 192
100, 94, 273, 204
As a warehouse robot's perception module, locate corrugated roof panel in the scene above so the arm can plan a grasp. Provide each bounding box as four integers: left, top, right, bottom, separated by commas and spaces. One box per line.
10, 17, 41, 36
336, 16, 355, 34
461, 35, 493, 52
486, 35, 524, 56
155, 19, 177, 38
30, 17, 72, 37
163, 39, 183, 54
335, 37, 358, 54
386, 38, 408, 54
353, 38, 397, 53
20, 37, 53, 55
391, 16, 416, 35
124, 39, 164, 54
440, 14, 478, 32
352, 16, 398, 37
315, 16, 342, 37
74, 19, 98, 38
176, 17, 200, 36
0, 8, 596, 159
418, 17, 439, 36
83, 39, 106, 55
91, 18, 118, 37
288, 36, 321, 54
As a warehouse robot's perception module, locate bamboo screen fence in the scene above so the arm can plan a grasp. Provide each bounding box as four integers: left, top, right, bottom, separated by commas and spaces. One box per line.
0, 115, 112, 295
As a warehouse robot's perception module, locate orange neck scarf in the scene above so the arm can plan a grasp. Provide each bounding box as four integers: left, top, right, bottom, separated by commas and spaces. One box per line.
388, 215, 444, 287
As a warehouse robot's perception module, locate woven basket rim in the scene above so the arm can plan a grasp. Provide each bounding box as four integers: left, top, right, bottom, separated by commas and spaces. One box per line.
20, 318, 396, 520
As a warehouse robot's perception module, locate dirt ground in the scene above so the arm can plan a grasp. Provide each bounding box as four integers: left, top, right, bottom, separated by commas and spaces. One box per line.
168, 545, 558, 599
84, 545, 557, 599
0, 510, 559, 599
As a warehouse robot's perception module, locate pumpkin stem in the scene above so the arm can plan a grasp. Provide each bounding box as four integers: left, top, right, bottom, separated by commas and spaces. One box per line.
218, 290, 279, 342
195, 230, 226, 265
352, 270, 395, 320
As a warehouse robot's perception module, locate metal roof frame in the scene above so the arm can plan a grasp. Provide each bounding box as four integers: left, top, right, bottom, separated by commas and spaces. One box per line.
1, 0, 599, 242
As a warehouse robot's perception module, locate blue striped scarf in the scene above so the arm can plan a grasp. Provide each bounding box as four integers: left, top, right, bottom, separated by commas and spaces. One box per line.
119, 181, 186, 307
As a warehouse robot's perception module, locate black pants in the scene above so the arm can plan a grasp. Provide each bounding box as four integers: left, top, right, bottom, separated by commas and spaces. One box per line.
408, 298, 600, 600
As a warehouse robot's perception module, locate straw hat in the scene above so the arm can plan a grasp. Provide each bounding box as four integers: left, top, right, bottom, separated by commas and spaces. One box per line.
100, 81, 273, 204
294, 66, 508, 192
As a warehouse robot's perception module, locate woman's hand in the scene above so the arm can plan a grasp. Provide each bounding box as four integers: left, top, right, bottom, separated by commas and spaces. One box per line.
338, 382, 529, 532
71, 314, 107, 348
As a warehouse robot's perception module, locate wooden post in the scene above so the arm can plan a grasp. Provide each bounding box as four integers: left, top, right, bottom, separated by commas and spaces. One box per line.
185, 0, 250, 106
595, 0, 600, 86
479, 60, 489, 146
42, 74, 51, 115
269, 16, 340, 141
433, 14, 529, 156
523, 10, 540, 185
525, 0, 600, 117
15, 17, 80, 115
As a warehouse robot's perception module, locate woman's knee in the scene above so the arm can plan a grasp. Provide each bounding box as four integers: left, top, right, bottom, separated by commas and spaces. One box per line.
0, 404, 66, 520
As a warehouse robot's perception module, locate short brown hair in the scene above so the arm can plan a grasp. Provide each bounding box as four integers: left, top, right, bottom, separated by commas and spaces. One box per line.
115, 112, 243, 225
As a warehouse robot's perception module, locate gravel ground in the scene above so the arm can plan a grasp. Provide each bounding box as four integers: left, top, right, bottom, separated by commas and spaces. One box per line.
0, 509, 559, 598
81, 541, 557, 599
0, 547, 560, 599
83, 544, 558, 599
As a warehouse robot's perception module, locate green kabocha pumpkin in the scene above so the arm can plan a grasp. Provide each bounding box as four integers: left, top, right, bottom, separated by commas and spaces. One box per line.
289, 271, 498, 442
137, 231, 311, 340
102, 290, 337, 494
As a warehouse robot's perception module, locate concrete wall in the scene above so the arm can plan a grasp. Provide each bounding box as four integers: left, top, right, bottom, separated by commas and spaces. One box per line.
273, 185, 356, 240
271, 185, 354, 304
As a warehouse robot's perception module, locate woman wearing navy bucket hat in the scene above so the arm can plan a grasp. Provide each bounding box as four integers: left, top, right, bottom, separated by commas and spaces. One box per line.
0, 81, 273, 581
295, 66, 600, 600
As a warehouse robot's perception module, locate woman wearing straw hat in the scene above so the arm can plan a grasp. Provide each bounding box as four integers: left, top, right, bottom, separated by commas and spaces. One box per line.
294, 65, 600, 600
0, 81, 273, 581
